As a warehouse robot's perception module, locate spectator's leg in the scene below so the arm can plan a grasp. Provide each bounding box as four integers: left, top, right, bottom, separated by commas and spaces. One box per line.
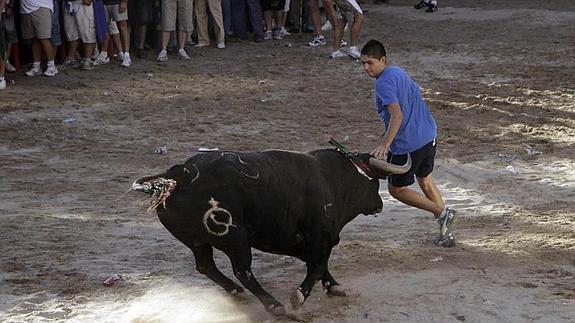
221, 0, 232, 35
195, 0, 210, 45
333, 17, 344, 51
39, 38, 56, 61
307, 0, 322, 36
231, 0, 247, 39
349, 13, 363, 47
246, 0, 265, 39
207, 0, 226, 44
118, 20, 130, 54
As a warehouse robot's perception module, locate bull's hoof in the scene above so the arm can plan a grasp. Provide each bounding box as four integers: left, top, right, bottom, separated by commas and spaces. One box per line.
289, 288, 306, 310
326, 285, 347, 297
267, 304, 287, 316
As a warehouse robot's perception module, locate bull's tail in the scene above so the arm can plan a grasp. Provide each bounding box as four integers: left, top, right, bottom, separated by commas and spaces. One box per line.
132, 173, 178, 213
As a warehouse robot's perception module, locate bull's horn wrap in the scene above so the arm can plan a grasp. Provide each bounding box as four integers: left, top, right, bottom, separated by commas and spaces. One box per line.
369, 154, 412, 174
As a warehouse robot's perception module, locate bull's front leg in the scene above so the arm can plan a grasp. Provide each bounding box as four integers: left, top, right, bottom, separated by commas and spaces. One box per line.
290, 239, 332, 310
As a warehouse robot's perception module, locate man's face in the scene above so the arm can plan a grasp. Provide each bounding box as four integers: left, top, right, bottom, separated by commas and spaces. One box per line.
361, 55, 387, 78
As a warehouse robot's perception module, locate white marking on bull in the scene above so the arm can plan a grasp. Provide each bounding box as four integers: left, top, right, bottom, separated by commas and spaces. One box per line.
221, 152, 248, 164
188, 164, 200, 184
323, 203, 333, 217
203, 197, 236, 236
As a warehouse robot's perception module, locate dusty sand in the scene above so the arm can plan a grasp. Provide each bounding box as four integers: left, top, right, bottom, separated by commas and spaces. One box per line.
1, 0, 574, 322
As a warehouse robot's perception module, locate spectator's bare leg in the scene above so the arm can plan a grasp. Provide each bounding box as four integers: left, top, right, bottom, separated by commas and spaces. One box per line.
117, 20, 130, 53
349, 14, 364, 47
323, 0, 337, 28
307, 0, 322, 36
31, 39, 42, 63
138, 25, 147, 50
83, 43, 96, 60
66, 40, 80, 61
178, 31, 188, 50
264, 11, 273, 32
39, 39, 55, 61
333, 18, 345, 51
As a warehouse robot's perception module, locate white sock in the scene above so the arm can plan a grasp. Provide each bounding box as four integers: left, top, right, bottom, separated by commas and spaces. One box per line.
47, 60, 55, 67
33, 62, 41, 68
123, 52, 130, 59
100, 51, 108, 59
439, 206, 447, 219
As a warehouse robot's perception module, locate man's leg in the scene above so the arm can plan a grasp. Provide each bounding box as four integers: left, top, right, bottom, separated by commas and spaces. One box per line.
349, 13, 364, 47
417, 174, 445, 215
307, 0, 322, 36
388, 183, 443, 217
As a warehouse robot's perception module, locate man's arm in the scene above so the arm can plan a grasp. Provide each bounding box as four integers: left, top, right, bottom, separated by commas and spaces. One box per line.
371, 103, 403, 160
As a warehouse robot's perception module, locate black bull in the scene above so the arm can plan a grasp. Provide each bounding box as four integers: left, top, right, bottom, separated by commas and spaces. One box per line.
132, 149, 410, 315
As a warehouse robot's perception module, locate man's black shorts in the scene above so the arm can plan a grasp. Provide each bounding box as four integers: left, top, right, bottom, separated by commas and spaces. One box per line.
387, 139, 436, 187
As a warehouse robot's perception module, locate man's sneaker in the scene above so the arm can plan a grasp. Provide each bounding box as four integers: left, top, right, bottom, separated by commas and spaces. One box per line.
217, 42, 226, 49
62, 58, 80, 68
438, 207, 457, 238
6, 61, 16, 73
177, 49, 190, 60
426, 3, 438, 12
25, 66, 43, 77
264, 31, 273, 40
43, 65, 58, 77
0, 79, 6, 90
121, 55, 132, 67
308, 35, 326, 47
340, 39, 348, 47
435, 232, 456, 248
330, 49, 348, 59
346, 46, 361, 59
272, 29, 283, 40
321, 20, 332, 31
157, 49, 168, 62
279, 27, 290, 37
194, 42, 210, 47
93, 53, 110, 66
81, 59, 94, 71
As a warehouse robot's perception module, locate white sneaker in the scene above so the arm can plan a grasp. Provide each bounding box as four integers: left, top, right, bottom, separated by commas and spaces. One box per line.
264, 31, 273, 40
81, 59, 94, 71
217, 42, 226, 49
340, 39, 348, 48
0, 79, 6, 90
25, 65, 43, 77
330, 49, 348, 59
93, 53, 110, 66
157, 49, 168, 62
6, 61, 16, 73
121, 55, 132, 67
346, 46, 361, 59
279, 27, 290, 37
308, 35, 326, 47
43, 65, 58, 77
92, 48, 100, 60
177, 49, 190, 60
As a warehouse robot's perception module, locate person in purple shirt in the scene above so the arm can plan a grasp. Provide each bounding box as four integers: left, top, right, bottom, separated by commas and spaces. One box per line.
360, 39, 457, 247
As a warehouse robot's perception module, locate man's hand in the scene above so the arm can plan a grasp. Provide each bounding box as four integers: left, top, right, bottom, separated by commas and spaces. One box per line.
119, 0, 127, 13
82, 0, 93, 6
371, 144, 389, 160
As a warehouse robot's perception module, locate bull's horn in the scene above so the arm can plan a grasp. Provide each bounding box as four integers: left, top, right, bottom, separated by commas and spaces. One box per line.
369, 154, 412, 174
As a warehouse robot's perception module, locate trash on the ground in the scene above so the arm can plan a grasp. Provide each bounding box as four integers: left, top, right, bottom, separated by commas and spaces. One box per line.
285, 43, 293, 48
430, 256, 443, 262
63, 118, 76, 124
523, 143, 542, 156
154, 146, 168, 155
258, 80, 266, 85
505, 165, 518, 174
146, 73, 154, 78
198, 147, 220, 152
103, 91, 110, 96
103, 274, 123, 286
497, 153, 514, 159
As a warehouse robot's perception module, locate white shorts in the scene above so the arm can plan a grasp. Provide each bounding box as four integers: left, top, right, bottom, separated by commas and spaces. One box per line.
63, 1, 97, 43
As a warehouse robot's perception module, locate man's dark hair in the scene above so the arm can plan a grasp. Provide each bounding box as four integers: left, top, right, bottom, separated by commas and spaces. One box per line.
361, 39, 387, 59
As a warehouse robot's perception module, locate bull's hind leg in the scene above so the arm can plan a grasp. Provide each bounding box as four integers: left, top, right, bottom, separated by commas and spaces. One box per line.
221, 233, 286, 316
322, 270, 347, 296
189, 242, 244, 294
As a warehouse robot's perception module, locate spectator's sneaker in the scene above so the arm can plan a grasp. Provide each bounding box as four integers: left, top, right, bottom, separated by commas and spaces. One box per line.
93, 53, 110, 66
62, 58, 80, 68
426, 3, 438, 12
0, 79, 6, 90
414, 0, 427, 9
177, 49, 190, 60
43, 65, 58, 77
272, 29, 283, 40
116, 52, 124, 61
438, 207, 457, 238
346, 46, 361, 59
6, 61, 16, 73
279, 27, 290, 37
81, 59, 94, 71
217, 42, 226, 49
308, 35, 326, 47
121, 55, 132, 67
92, 48, 100, 60
25, 66, 43, 77
330, 49, 348, 59
435, 232, 456, 248
194, 42, 210, 47
340, 39, 348, 47
264, 31, 273, 40
156, 49, 168, 62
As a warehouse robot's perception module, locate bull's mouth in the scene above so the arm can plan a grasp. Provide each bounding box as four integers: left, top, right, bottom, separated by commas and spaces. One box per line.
132, 175, 177, 212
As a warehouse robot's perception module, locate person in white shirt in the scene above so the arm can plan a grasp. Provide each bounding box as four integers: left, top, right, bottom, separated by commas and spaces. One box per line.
20, 0, 58, 76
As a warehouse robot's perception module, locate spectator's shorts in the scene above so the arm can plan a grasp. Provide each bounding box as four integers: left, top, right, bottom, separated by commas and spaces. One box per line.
387, 140, 437, 187
63, 1, 97, 43
128, 0, 154, 25
107, 18, 119, 34
104, 4, 128, 22
261, 0, 286, 11
161, 0, 194, 32
21, 7, 53, 40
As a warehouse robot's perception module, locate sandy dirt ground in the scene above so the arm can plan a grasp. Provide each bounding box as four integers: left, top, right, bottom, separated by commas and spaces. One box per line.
1, 0, 574, 322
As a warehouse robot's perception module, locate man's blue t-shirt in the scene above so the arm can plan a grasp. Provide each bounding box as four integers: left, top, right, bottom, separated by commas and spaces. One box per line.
375, 66, 437, 154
